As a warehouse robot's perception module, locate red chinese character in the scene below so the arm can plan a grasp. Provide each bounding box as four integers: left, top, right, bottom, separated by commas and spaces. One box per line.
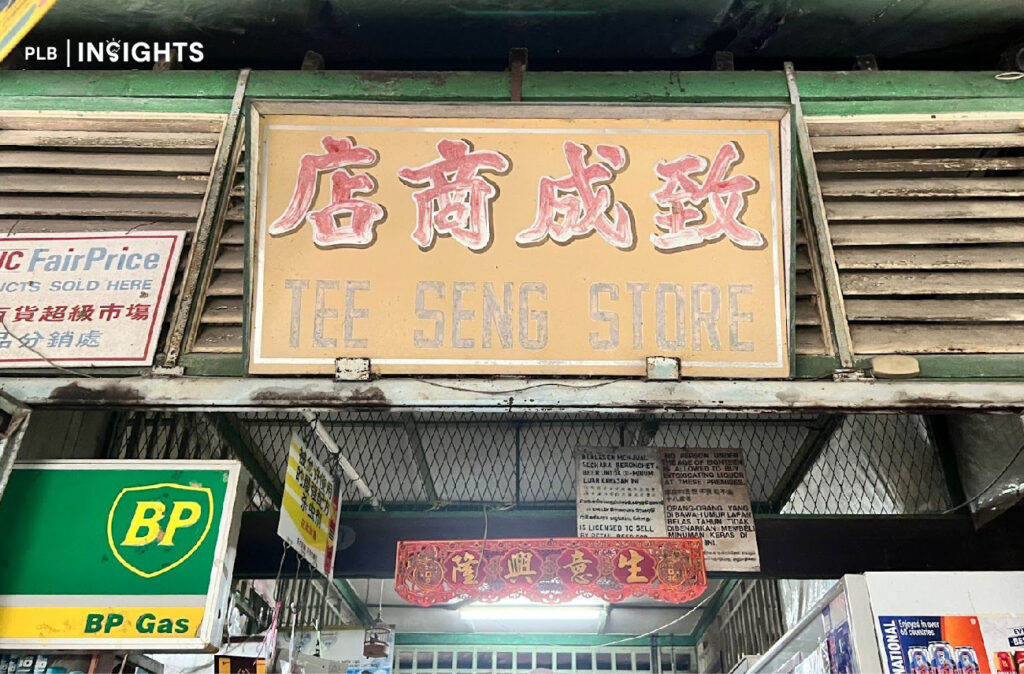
98, 303, 124, 321
398, 139, 510, 251
39, 305, 68, 322
69, 305, 95, 322
126, 304, 151, 321
14, 306, 38, 322
269, 136, 386, 248
650, 141, 763, 251
515, 141, 633, 249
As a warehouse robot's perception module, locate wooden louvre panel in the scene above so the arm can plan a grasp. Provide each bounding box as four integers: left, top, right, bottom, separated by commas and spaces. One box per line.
189, 148, 245, 354
794, 211, 832, 357
0, 110, 225, 358
809, 113, 1024, 355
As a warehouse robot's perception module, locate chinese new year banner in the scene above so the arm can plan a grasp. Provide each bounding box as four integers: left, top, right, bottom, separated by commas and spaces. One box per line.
393, 537, 706, 607
251, 103, 790, 377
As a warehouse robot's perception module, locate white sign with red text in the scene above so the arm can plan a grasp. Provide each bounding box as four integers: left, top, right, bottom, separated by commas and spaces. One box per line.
0, 232, 184, 367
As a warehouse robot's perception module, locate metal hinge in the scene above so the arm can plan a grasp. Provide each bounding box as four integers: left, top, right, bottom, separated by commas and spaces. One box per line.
646, 356, 681, 381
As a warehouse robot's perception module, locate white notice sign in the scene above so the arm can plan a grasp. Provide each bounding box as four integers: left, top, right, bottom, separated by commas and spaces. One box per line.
575, 447, 666, 537
0, 232, 184, 367
278, 433, 341, 580
662, 448, 760, 572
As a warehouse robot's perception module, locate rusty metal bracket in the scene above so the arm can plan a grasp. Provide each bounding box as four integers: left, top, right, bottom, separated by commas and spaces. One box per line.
509, 48, 528, 102
335, 357, 371, 381
162, 68, 251, 368
646, 356, 681, 381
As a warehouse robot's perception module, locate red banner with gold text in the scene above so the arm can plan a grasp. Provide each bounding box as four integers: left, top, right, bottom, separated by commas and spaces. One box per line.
395, 537, 706, 607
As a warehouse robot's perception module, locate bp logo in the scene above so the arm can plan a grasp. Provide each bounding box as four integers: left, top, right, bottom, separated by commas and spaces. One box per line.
106, 482, 214, 579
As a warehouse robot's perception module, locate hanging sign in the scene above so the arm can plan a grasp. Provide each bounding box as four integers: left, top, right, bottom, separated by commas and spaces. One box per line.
250, 103, 791, 378
575, 447, 666, 537
277, 433, 341, 581
0, 232, 184, 368
394, 537, 706, 607
662, 448, 760, 573
0, 461, 245, 650
574, 446, 760, 572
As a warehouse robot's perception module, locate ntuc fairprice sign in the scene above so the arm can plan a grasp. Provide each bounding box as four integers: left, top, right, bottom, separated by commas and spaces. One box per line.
0, 232, 184, 367
0, 461, 246, 651
250, 103, 791, 377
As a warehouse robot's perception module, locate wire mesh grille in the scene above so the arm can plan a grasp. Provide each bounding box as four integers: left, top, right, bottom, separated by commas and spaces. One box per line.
107, 411, 952, 515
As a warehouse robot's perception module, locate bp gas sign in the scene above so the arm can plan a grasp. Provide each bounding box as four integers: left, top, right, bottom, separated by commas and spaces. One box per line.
0, 461, 246, 651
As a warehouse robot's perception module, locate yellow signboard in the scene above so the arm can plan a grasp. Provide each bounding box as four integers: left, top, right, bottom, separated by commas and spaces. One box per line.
0, 0, 58, 63
251, 103, 791, 377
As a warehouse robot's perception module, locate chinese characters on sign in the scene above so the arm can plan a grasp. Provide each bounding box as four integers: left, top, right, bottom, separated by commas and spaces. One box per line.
662, 448, 760, 573
277, 434, 341, 581
575, 448, 667, 537
0, 233, 183, 367
252, 106, 790, 377
575, 446, 760, 573
394, 537, 706, 606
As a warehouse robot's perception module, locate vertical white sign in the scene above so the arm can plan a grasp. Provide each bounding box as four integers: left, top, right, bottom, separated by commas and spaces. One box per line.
662, 448, 760, 572
575, 447, 666, 537
278, 433, 341, 580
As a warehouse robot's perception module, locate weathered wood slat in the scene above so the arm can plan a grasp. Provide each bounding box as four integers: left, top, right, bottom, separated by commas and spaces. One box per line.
816, 157, 1024, 173
795, 273, 815, 296
213, 247, 244, 270
847, 298, 1024, 322
0, 151, 213, 173
820, 177, 1024, 198
224, 202, 245, 222
191, 326, 244, 354
830, 223, 1024, 246
795, 299, 821, 325
0, 219, 196, 234
206, 271, 243, 297
826, 200, 1024, 221
795, 326, 827, 355
0, 196, 201, 219
0, 173, 208, 195
0, 130, 219, 149
852, 324, 1024, 354
220, 224, 245, 245
0, 115, 223, 133
841, 271, 1024, 295
200, 298, 244, 324
812, 133, 1024, 152
796, 246, 811, 272
808, 117, 1024, 136
836, 246, 1024, 270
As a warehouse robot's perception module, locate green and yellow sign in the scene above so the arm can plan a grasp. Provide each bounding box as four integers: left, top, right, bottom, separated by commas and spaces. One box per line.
0, 461, 246, 651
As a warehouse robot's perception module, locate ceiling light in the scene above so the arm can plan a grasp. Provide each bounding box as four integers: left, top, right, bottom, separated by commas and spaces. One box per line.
460, 605, 605, 621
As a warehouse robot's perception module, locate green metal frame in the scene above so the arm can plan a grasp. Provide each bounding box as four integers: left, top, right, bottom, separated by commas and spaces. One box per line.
395, 633, 697, 648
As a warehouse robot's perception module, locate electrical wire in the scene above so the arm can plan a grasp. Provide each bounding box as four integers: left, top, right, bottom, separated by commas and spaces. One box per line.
594, 590, 714, 649
941, 441, 1024, 514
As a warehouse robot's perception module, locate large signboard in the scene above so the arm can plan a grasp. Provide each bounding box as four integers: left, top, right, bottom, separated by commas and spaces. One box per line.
277, 433, 341, 581
0, 232, 184, 367
250, 103, 791, 377
0, 461, 246, 651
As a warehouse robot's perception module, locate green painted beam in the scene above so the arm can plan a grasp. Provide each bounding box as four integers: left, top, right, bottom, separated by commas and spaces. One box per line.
768, 415, 844, 512
395, 632, 696, 648
0, 96, 232, 113
205, 412, 284, 505
692, 579, 737, 643
523, 71, 789, 102
246, 71, 510, 101
334, 578, 374, 629
0, 70, 238, 97
853, 355, 1024, 381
